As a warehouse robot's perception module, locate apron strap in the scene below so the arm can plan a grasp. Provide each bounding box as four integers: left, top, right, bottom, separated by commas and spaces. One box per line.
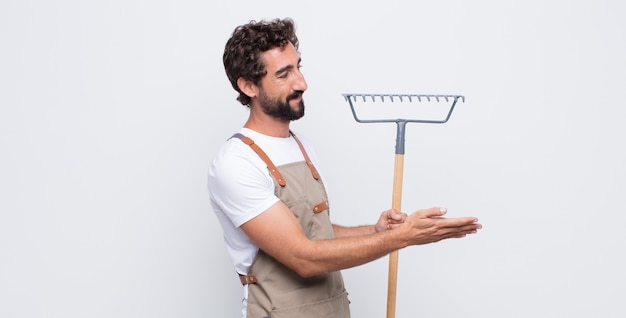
230, 133, 286, 187
289, 131, 320, 180
230, 131, 321, 185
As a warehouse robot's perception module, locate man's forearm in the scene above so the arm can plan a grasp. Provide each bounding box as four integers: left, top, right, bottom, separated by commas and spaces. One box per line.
293, 229, 406, 277
332, 224, 376, 238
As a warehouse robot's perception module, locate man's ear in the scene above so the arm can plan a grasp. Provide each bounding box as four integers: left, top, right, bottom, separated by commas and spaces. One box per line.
237, 77, 258, 99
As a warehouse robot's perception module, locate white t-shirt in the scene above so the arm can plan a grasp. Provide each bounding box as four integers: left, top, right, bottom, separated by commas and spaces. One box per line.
207, 128, 323, 315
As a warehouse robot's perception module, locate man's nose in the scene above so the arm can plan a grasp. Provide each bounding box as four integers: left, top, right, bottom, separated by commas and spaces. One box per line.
293, 69, 308, 91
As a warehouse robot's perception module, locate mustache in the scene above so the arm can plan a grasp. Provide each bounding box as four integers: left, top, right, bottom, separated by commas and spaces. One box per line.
286, 90, 304, 101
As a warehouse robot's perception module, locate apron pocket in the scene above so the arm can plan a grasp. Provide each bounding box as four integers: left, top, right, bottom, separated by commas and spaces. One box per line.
269, 290, 350, 318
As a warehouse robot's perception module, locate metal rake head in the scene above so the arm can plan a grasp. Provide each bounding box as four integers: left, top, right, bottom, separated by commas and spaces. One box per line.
342, 93, 465, 124
342, 93, 465, 154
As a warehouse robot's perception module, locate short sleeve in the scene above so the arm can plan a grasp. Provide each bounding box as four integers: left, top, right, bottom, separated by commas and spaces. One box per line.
208, 141, 280, 227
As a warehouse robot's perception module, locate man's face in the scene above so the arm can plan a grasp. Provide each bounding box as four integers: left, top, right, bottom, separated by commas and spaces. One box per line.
257, 42, 308, 121
257, 85, 304, 121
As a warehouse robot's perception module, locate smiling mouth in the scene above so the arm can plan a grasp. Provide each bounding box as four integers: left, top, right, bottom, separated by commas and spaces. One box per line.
287, 91, 303, 102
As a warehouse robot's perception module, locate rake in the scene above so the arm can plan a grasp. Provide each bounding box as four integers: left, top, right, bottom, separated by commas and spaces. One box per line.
342, 93, 464, 318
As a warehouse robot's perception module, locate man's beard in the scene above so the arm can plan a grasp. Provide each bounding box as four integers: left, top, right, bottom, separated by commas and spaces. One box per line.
258, 89, 305, 121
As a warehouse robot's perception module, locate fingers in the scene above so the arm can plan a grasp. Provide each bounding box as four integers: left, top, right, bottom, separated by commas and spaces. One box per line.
434, 219, 482, 241
375, 209, 403, 233
416, 207, 448, 218
440, 225, 481, 240
388, 209, 406, 222
414, 207, 479, 226
380, 209, 407, 231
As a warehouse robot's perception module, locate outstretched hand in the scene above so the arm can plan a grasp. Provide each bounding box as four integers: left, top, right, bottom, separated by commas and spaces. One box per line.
402, 207, 482, 245
375, 207, 482, 246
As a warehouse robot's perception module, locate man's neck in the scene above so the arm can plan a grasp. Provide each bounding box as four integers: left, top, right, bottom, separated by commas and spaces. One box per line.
243, 117, 291, 138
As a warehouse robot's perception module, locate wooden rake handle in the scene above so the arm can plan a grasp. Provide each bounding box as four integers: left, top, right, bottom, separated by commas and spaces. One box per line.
386, 120, 409, 318
387, 152, 404, 318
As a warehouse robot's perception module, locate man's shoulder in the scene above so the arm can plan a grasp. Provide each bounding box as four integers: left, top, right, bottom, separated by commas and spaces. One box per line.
210, 136, 262, 173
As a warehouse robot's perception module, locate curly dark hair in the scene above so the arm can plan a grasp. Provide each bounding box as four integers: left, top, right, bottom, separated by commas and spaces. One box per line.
223, 18, 300, 106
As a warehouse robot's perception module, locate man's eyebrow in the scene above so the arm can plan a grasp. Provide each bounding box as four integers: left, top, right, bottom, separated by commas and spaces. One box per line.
274, 58, 302, 76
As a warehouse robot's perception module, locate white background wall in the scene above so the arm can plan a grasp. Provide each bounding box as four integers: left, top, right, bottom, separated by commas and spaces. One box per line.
1, 1, 625, 317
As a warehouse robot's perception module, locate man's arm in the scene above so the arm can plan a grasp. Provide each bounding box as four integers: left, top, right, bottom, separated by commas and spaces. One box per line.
240, 201, 481, 278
